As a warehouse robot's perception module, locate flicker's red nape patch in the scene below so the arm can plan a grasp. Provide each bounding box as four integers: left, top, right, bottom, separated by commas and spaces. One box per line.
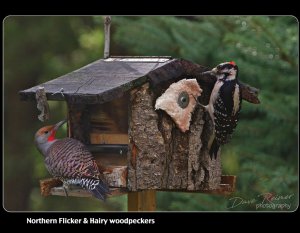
229, 61, 236, 65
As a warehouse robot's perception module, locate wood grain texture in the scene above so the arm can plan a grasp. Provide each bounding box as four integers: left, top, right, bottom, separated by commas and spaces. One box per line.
90, 133, 128, 144
67, 103, 91, 144
89, 96, 129, 134
128, 190, 156, 211
94, 152, 127, 167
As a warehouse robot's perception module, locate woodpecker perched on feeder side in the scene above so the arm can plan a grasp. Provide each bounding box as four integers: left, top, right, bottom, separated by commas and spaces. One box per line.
34, 120, 110, 201
200, 61, 242, 159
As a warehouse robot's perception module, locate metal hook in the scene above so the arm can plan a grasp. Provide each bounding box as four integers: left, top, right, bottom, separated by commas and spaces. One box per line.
52, 88, 65, 98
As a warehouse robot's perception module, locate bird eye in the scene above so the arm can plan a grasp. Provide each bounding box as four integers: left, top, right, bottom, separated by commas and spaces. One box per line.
178, 91, 189, 109
44, 131, 49, 134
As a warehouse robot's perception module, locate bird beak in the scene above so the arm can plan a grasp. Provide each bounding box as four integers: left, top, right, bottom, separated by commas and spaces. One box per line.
211, 67, 218, 74
201, 71, 210, 75
53, 119, 67, 131
201, 67, 218, 76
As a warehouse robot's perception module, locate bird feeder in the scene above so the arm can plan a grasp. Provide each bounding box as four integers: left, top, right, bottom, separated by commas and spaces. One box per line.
19, 56, 260, 210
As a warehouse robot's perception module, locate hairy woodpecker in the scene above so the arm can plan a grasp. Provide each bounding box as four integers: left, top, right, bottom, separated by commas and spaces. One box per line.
202, 61, 242, 159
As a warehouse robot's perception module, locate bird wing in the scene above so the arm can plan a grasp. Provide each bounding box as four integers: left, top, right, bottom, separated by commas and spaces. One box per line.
45, 138, 100, 180
213, 81, 241, 145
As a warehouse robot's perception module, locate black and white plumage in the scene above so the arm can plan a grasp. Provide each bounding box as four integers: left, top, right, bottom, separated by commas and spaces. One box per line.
34, 120, 110, 201
203, 61, 242, 159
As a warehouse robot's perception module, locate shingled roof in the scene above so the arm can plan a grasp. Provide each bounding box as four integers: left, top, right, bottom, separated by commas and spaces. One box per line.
19, 56, 206, 104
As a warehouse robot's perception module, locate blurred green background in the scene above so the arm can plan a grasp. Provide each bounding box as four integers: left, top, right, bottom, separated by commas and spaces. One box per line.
3, 16, 298, 211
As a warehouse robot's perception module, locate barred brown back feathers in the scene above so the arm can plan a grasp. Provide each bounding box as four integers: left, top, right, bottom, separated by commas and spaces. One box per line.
34, 120, 110, 201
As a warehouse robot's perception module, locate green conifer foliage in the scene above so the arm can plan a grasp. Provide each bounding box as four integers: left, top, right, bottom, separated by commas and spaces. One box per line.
113, 16, 298, 211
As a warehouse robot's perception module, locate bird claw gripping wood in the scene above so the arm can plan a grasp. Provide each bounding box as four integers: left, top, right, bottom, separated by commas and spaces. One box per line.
35, 87, 50, 122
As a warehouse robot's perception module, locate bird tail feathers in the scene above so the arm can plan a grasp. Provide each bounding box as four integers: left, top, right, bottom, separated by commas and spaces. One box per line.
209, 139, 220, 160
64, 178, 110, 201
90, 179, 110, 201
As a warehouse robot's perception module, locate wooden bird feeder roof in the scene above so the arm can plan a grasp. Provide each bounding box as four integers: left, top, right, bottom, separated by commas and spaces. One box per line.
19, 56, 260, 105
19, 56, 202, 104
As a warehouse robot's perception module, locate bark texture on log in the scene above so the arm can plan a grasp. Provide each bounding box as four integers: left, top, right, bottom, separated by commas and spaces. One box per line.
128, 83, 221, 191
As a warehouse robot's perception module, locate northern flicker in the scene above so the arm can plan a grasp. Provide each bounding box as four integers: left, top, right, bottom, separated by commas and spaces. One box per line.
34, 120, 110, 201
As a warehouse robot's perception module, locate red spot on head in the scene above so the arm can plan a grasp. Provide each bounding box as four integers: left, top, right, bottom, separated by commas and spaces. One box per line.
47, 130, 56, 142
229, 61, 236, 66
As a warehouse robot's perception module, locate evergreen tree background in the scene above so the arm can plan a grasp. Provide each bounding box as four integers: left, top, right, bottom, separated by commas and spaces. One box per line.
4, 16, 298, 211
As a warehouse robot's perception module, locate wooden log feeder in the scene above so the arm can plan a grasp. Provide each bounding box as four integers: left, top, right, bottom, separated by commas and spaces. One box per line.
19, 56, 260, 210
